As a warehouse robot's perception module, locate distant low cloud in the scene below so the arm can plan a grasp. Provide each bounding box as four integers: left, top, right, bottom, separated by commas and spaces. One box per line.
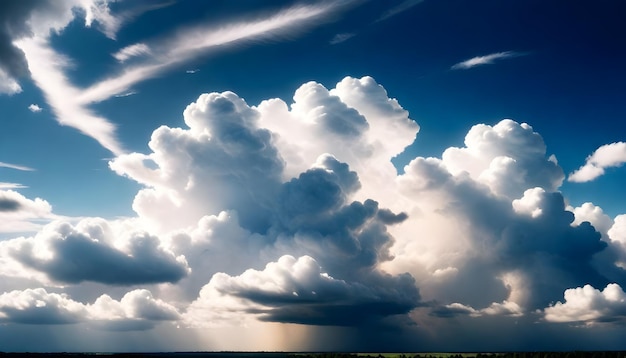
186, 255, 419, 326
0, 190, 53, 234
1, 219, 190, 285
186, 69, 199, 74
451, 51, 524, 70
544, 284, 626, 324
28, 104, 42, 112
568, 142, 626, 182
0, 288, 179, 329
376, 0, 424, 22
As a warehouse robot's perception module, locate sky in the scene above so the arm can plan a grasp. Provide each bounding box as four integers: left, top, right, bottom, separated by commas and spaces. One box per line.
1, 0, 626, 352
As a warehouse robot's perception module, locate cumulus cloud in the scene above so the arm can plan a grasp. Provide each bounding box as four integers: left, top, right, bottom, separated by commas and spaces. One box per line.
451, 51, 524, 70
0, 219, 189, 285
431, 300, 522, 318
544, 284, 626, 324
568, 142, 626, 182
107, 76, 420, 326
0, 288, 86, 324
0, 288, 179, 330
185, 255, 419, 326
441, 119, 563, 199
0, 190, 54, 234
388, 119, 609, 313
4, 73, 626, 343
105, 76, 624, 330
28, 104, 43, 112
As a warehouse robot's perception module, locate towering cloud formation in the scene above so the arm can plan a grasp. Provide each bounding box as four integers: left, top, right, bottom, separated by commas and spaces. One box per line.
1, 76, 626, 350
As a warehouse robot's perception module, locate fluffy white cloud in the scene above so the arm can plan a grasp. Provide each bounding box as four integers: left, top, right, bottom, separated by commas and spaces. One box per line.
544, 284, 626, 324
0, 190, 55, 234
388, 122, 607, 314
569, 142, 626, 182
28, 104, 43, 112
0, 288, 179, 330
0, 218, 189, 285
0, 288, 86, 324
441, 120, 563, 199
570, 202, 614, 240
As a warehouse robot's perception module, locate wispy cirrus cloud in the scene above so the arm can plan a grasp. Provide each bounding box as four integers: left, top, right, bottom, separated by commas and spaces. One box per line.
16, 38, 125, 155
0, 161, 35, 171
112, 43, 151, 62
330, 32, 355, 44
17, 2, 353, 155
0, 183, 26, 190
451, 51, 525, 70
376, 0, 424, 22
77, 2, 344, 105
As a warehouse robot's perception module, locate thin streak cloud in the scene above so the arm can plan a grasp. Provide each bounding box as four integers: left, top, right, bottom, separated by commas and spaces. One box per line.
77, 3, 343, 105
376, 0, 424, 22
15, 38, 125, 155
0, 162, 35, 171
451, 51, 524, 70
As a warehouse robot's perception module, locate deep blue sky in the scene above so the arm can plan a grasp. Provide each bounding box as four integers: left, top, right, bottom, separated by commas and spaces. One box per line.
1, 0, 626, 352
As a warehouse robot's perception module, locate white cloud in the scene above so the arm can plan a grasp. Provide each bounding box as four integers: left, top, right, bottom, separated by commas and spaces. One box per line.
451, 51, 524, 70
0, 218, 189, 285
16, 38, 125, 155
568, 142, 626, 182
112, 43, 151, 62
77, 2, 346, 105
0, 183, 26, 190
570, 202, 613, 240
432, 300, 522, 318
441, 119, 563, 199
544, 284, 626, 324
376, 0, 424, 22
0, 287, 179, 329
0, 69, 22, 95
28, 104, 43, 112
329, 33, 355, 44
0, 190, 55, 235
0, 288, 87, 324
185, 255, 418, 327
0, 162, 34, 171
8, 1, 350, 155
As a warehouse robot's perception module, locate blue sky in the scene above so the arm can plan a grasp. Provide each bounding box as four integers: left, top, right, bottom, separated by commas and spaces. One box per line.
1, 0, 626, 352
